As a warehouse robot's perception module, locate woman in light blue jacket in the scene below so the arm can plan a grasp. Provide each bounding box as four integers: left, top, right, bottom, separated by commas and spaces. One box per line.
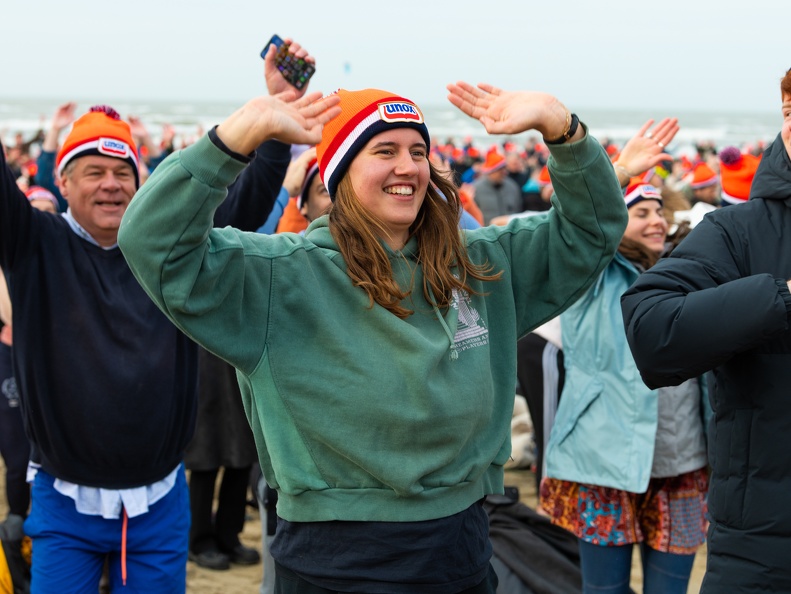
541, 179, 709, 594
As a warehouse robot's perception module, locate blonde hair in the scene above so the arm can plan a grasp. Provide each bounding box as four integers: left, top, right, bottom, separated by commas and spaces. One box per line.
328, 162, 502, 318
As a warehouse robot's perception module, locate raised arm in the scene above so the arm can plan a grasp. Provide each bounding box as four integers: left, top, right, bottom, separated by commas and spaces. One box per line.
622, 215, 791, 388
612, 118, 678, 187
448, 82, 628, 331
35, 101, 76, 211
0, 139, 39, 270
213, 138, 292, 230
118, 93, 339, 371
214, 38, 318, 230
447, 82, 584, 142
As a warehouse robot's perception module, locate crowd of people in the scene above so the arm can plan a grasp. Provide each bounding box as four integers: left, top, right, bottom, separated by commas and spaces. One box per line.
0, 33, 790, 594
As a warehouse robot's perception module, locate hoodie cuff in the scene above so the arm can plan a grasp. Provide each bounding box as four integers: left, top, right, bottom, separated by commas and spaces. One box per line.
208, 126, 253, 164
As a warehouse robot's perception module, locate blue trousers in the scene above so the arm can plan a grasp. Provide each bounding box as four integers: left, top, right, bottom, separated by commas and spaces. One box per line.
579, 540, 695, 594
24, 467, 190, 594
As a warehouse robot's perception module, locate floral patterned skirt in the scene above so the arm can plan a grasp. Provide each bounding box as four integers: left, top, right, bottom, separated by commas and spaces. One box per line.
539, 467, 708, 554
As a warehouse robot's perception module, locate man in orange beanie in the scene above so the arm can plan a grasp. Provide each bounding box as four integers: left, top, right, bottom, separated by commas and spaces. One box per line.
0, 105, 197, 593
473, 150, 523, 224
623, 66, 791, 593
685, 161, 721, 206
0, 38, 320, 593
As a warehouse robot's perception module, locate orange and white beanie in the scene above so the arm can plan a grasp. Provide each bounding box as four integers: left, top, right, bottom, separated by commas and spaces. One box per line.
56, 105, 139, 188
316, 89, 430, 199
624, 180, 663, 209
718, 146, 761, 205
685, 162, 718, 189
297, 157, 320, 210
24, 186, 60, 211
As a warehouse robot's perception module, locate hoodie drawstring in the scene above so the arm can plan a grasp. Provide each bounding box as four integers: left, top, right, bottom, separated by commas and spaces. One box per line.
427, 286, 458, 360
121, 507, 128, 586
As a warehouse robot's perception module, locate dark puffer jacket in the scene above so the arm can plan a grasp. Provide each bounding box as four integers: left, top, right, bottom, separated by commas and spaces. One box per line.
622, 133, 791, 593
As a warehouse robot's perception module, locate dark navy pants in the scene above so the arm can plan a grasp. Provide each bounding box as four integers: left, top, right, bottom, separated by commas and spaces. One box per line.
0, 341, 30, 517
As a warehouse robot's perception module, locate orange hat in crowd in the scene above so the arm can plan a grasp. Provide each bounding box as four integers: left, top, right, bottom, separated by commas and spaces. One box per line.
624, 180, 663, 209
56, 105, 140, 188
25, 186, 60, 211
537, 165, 552, 187
685, 162, 718, 189
297, 158, 320, 210
316, 89, 430, 199
480, 152, 506, 174
678, 155, 694, 175
718, 146, 762, 204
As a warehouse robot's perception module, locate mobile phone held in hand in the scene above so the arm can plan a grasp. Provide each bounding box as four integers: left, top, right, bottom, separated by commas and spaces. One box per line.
261, 34, 316, 91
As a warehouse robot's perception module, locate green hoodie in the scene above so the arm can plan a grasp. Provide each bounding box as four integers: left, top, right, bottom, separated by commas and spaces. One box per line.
118, 130, 626, 523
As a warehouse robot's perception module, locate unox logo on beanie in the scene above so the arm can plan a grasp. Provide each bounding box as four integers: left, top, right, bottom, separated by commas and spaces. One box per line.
56, 105, 140, 187
316, 88, 431, 199
99, 138, 131, 159
378, 101, 424, 123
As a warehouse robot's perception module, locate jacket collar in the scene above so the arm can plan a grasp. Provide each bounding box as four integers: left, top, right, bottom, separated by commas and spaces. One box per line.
750, 133, 791, 201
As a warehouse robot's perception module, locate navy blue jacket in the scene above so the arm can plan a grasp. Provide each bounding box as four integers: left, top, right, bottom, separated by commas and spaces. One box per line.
622, 133, 791, 592
0, 135, 289, 488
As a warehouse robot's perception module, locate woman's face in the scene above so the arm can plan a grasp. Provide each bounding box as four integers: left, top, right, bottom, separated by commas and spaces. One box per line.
301, 174, 332, 223
346, 128, 430, 250
623, 199, 668, 254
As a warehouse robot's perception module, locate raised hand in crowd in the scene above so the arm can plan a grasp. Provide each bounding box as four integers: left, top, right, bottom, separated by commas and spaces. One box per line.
447, 82, 583, 141
128, 115, 162, 160
160, 123, 176, 153
612, 118, 679, 186
41, 101, 76, 152
282, 146, 317, 198
262, 38, 315, 98
215, 92, 340, 156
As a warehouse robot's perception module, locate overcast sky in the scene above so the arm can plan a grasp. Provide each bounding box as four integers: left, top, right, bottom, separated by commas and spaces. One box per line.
2, 0, 786, 113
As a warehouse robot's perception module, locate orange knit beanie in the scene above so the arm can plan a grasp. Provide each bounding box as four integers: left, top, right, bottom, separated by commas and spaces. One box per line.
316, 89, 430, 198
56, 105, 139, 187
719, 146, 761, 204
685, 162, 718, 189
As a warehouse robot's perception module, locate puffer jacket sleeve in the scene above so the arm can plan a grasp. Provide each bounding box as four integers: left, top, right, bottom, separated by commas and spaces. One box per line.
621, 213, 791, 389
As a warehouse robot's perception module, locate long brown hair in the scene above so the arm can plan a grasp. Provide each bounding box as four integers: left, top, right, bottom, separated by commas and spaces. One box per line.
618, 237, 661, 271
328, 162, 502, 318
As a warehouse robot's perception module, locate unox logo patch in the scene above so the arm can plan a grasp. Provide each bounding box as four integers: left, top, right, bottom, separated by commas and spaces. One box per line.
98, 138, 130, 159
378, 101, 424, 124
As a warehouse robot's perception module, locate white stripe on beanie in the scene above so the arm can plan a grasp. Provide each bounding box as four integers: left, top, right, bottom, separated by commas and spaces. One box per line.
323, 109, 382, 192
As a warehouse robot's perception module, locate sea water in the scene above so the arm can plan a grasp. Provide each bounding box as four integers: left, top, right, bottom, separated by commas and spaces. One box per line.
0, 97, 782, 156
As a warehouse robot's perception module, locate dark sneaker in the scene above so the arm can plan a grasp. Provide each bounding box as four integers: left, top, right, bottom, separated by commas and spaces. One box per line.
228, 544, 261, 566
188, 549, 231, 571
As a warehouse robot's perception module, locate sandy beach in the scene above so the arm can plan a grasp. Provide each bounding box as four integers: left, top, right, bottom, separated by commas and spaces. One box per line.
1, 462, 706, 592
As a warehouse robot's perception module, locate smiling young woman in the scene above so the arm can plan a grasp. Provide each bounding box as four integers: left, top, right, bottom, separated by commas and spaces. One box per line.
118, 82, 629, 592
541, 179, 709, 594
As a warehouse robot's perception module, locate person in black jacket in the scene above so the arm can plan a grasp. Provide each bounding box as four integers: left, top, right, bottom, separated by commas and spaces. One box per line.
0, 52, 307, 590
621, 67, 791, 593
